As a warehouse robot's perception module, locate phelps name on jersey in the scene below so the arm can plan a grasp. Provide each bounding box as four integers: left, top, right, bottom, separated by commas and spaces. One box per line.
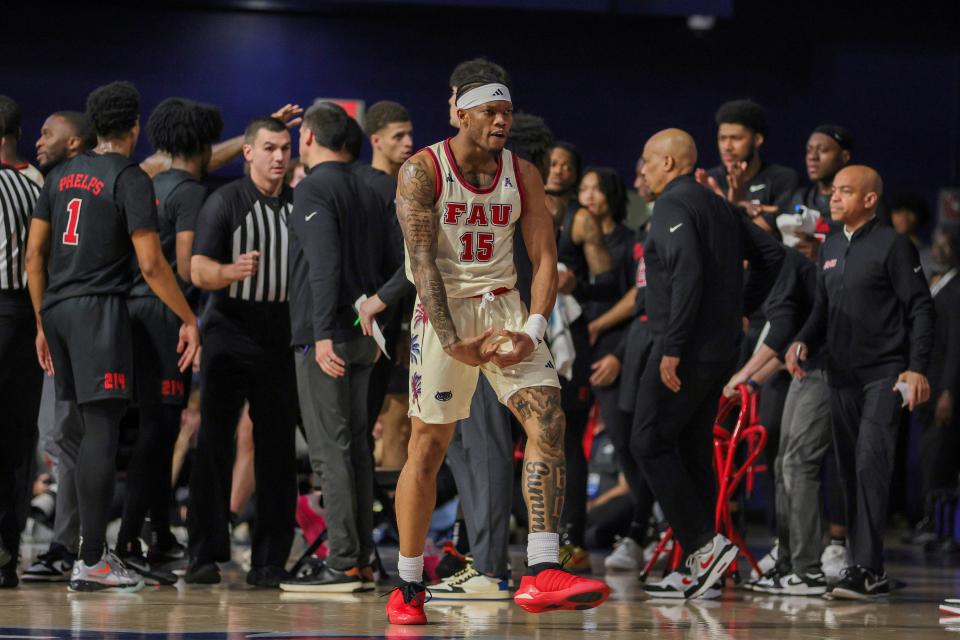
404, 138, 523, 298
33, 151, 158, 311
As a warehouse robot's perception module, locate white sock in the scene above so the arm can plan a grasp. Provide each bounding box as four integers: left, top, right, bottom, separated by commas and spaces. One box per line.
398, 553, 424, 584
527, 532, 560, 566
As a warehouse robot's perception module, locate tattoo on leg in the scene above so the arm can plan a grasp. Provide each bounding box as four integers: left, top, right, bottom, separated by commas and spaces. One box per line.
525, 461, 549, 532
511, 387, 566, 533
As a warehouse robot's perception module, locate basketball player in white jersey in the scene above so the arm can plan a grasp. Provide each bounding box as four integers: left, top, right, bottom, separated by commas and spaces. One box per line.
385, 81, 610, 625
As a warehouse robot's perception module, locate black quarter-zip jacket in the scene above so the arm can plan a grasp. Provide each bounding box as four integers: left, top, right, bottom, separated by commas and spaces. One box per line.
644, 174, 785, 364
288, 161, 403, 345
795, 216, 934, 386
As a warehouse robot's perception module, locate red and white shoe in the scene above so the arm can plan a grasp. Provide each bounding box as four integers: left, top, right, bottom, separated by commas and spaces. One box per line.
513, 567, 610, 613
385, 581, 428, 625
683, 533, 738, 599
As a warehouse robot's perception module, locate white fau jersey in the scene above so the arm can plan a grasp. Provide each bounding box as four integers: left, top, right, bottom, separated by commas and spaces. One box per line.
405, 138, 524, 299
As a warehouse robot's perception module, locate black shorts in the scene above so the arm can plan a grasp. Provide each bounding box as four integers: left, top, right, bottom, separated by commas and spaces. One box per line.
42, 295, 133, 404
128, 296, 191, 407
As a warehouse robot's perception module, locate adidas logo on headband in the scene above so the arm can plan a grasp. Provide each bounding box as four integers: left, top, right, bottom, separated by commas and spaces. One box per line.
456, 83, 513, 110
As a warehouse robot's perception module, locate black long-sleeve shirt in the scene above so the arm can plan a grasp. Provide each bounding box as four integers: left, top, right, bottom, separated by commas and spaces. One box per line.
761, 246, 826, 370
644, 174, 785, 363
350, 163, 413, 308
288, 161, 402, 345
930, 272, 960, 397
795, 216, 934, 386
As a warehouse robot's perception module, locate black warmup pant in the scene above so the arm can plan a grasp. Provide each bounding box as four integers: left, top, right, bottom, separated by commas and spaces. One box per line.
631, 342, 734, 553
0, 301, 43, 557
829, 376, 902, 572
917, 399, 960, 521
118, 297, 190, 554
559, 317, 593, 547
617, 319, 657, 536
188, 323, 297, 570
117, 405, 181, 554
608, 407, 655, 538
76, 400, 127, 564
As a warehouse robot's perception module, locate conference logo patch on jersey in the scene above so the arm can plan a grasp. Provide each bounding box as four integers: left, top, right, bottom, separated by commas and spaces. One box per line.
823, 258, 838, 270
435, 391, 454, 402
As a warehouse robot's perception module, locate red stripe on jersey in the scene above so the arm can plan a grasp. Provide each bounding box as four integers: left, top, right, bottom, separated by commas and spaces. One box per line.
420, 147, 442, 204
511, 152, 526, 212
442, 137, 503, 195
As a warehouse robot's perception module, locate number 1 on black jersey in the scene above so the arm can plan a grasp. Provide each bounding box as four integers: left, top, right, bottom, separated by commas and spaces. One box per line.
63, 198, 81, 245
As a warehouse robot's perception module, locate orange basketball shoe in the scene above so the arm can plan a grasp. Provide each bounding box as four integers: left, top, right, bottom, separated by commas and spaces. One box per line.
385, 581, 428, 625
513, 564, 610, 613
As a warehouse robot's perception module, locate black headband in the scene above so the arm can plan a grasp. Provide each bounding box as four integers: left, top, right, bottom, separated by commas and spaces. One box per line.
813, 124, 854, 151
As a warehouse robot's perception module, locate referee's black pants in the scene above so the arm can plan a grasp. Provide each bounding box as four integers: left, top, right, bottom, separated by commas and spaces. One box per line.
829, 375, 902, 573
0, 297, 43, 559
630, 341, 734, 554
188, 324, 298, 570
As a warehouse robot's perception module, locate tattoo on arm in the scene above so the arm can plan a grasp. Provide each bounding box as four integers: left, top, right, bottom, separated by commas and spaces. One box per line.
510, 387, 566, 534
397, 155, 459, 348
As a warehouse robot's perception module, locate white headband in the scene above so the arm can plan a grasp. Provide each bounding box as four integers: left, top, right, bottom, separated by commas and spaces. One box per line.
455, 83, 512, 110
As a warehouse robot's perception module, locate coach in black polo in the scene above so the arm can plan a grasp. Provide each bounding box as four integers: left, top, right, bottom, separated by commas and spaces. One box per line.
187, 116, 297, 588
281, 104, 401, 592
789, 165, 934, 599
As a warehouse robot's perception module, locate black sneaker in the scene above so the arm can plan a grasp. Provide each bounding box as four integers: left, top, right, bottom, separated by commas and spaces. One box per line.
246, 565, 290, 588
119, 552, 178, 586
279, 562, 363, 593
778, 571, 828, 596
22, 544, 75, 582
830, 565, 889, 600
744, 564, 789, 593
147, 540, 188, 572
435, 542, 469, 580
0, 556, 17, 589
185, 561, 221, 585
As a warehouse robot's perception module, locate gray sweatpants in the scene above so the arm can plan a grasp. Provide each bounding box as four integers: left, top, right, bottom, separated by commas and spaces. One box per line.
446, 376, 513, 578
774, 369, 831, 574
295, 338, 378, 571
52, 398, 82, 554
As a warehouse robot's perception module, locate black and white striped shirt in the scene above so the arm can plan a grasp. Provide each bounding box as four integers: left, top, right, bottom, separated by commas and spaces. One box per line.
0, 165, 41, 290
193, 176, 292, 304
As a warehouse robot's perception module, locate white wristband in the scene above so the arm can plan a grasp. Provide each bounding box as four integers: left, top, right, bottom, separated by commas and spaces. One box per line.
523, 314, 547, 345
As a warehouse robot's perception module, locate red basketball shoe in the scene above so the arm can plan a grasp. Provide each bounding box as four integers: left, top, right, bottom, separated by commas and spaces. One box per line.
513, 565, 610, 613
385, 581, 428, 625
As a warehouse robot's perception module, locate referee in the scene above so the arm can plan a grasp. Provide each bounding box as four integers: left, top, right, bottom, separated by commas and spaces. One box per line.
788, 165, 934, 599
0, 121, 43, 588
187, 116, 297, 588
631, 129, 784, 599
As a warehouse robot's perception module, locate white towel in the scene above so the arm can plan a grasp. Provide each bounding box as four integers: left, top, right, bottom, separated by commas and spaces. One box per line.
546, 265, 582, 380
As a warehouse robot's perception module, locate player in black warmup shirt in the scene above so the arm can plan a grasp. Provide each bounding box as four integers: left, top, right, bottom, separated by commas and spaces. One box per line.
116, 98, 222, 580
187, 116, 297, 588
24, 81, 200, 593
